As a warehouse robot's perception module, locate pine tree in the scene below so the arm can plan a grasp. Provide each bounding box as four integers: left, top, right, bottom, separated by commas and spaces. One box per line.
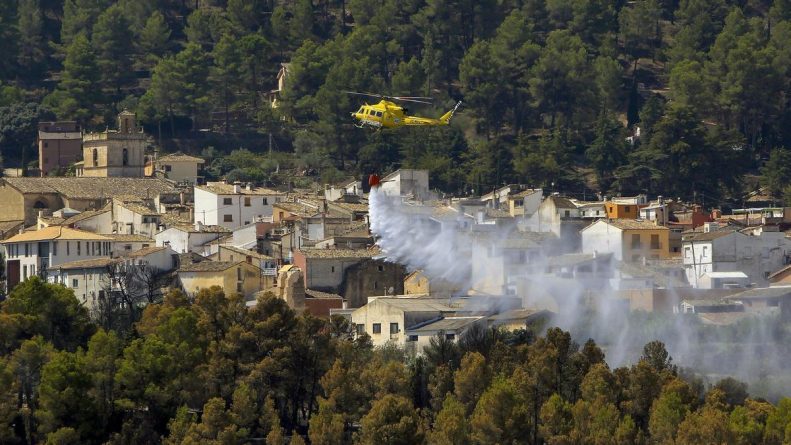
45, 33, 100, 123
16, 0, 48, 81
92, 4, 135, 101
137, 11, 171, 67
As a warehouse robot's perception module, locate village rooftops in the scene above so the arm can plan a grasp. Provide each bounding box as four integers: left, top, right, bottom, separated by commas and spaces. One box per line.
298, 246, 381, 259
197, 183, 280, 196
49, 257, 121, 271
172, 223, 232, 234
368, 297, 459, 312
408, 316, 484, 332
105, 234, 155, 243
156, 152, 205, 163
178, 260, 244, 272
548, 196, 577, 209
511, 189, 542, 199
305, 289, 343, 299
682, 230, 737, 241
1, 226, 110, 243
124, 246, 168, 258
61, 207, 111, 225
724, 286, 791, 300
222, 245, 275, 260
600, 219, 667, 230
1, 177, 178, 200
117, 201, 159, 216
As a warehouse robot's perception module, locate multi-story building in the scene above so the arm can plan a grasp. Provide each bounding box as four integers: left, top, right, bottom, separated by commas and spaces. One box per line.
177, 260, 264, 300
149, 152, 205, 184
581, 219, 670, 262
81, 111, 147, 178
1, 226, 113, 290
38, 121, 82, 176
194, 182, 283, 230
682, 225, 791, 289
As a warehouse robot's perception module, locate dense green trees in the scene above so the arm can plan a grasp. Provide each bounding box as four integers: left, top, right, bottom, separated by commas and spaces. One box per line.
6, 0, 791, 200
1, 280, 791, 443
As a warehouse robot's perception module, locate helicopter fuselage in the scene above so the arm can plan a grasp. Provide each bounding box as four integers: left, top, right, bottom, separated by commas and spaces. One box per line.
351, 99, 452, 129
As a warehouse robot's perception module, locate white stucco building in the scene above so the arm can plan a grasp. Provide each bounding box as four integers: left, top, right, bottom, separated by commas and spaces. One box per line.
1, 226, 113, 291
155, 223, 230, 255
379, 169, 430, 200
682, 226, 791, 289
194, 182, 284, 230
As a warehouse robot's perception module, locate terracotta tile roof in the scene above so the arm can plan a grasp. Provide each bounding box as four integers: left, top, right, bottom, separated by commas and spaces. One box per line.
196, 183, 281, 196
50, 257, 120, 270
682, 230, 736, 242
329, 201, 369, 213
305, 289, 343, 299
0, 220, 23, 234
2, 226, 111, 243
62, 208, 111, 225
221, 245, 274, 260
178, 260, 242, 272
2, 177, 178, 200
124, 246, 168, 258
171, 224, 231, 234
299, 246, 381, 259
156, 152, 205, 163
511, 189, 541, 198
105, 234, 155, 242
549, 196, 577, 209
604, 219, 668, 230
118, 201, 159, 216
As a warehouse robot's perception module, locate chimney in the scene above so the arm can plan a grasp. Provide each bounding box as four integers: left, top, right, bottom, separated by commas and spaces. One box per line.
195, 221, 204, 231
658, 195, 664, 205
246, 183, 252, 191
233, 184, 241, 194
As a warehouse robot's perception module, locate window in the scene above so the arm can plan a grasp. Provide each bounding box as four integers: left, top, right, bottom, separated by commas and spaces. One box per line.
122, 148, 129, 166
263, 198, 268, 205
376, 111, 383, 117
44, 142, 48, 148
164, 165, 172, 172
244, 197, 251, 207
331, 266, 335, 273
651, 234, 660, 249
223, 197, 232, 205
632, 234, 641, 249
702, 246, 708, 257
625, 206, 631, 212
445, 333, 455, 340
72, 279, 78, 288
372, 323, 381, 334
374, 281, 378, 289
390, 323, 399, 334
237, 267, 242, 280
92, 149, 98, 166
764, 271, 771, 279
52, 241, 57, 256
23, 265, 27, 279
77, 242, 81, 255
564, 210, 570, 217
684, 247, 691, 258
408, 335, 418, 341
378, 265, 384, 272
237, 282, 242, 292
224, 214, 233, 222
356, 324, 365, 335
24, 243, 29, 257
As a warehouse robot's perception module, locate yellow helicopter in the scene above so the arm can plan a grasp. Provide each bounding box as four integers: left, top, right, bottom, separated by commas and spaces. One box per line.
345, 91, 462, 129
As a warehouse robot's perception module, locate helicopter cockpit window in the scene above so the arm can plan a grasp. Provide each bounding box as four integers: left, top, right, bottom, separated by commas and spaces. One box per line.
376, 111, 383, 117
368, 109, 375, 115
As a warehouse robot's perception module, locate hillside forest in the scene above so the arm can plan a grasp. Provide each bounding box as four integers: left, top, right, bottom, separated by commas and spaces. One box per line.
3, 1, 791, 204
1, 279, 791, 444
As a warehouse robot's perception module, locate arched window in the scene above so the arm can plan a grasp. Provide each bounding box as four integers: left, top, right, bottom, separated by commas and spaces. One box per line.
122, 148, 129, 166
33, 200, 47, 209
92, 149, 98, 166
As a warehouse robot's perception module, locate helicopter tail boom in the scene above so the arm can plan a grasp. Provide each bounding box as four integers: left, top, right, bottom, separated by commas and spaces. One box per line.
440, 101, 462, 124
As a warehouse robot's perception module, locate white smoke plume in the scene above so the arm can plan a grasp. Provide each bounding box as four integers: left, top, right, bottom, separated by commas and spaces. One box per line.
368, 188, 791, 400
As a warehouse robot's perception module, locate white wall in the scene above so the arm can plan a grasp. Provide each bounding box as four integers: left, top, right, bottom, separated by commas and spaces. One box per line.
72, 211, 113, 234
194, 187, 281, 230
381, 169, 430, 199
581, 220, 624, 261
4, 239, 112, 284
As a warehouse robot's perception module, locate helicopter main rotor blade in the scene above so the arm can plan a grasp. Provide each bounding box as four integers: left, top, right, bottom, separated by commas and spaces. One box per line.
390, 98, 432, 104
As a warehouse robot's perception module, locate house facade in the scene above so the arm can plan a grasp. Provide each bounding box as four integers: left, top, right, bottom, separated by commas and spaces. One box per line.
177, 260, 264, 300
1, 227, 113, 290
581, 219, 670, 262
194, 183, 283, 230
38, 121, 82, 176
682, 228, 791, 288
152, 153, 205, 184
